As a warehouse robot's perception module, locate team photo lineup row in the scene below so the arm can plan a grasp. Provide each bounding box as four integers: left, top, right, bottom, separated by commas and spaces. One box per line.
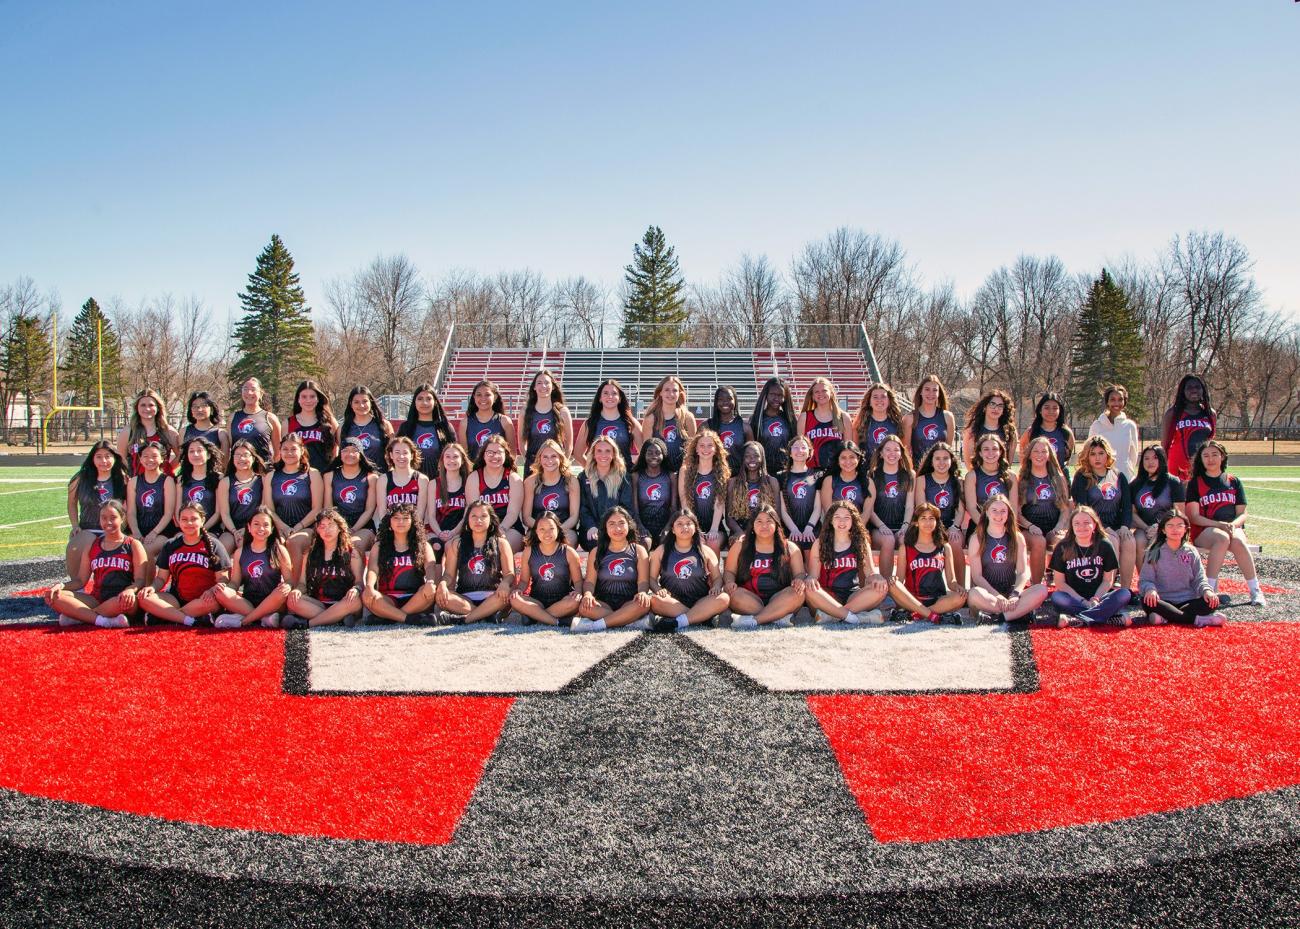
50, 369, 1253, 631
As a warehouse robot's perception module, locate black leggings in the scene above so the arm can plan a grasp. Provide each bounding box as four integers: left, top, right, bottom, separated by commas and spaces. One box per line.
1146, 595, 1216, 625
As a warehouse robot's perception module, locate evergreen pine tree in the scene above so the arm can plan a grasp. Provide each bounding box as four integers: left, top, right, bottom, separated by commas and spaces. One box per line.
229, 234, 319, 409
620, 225, 688, 347
63, 298, 124, 407
1067, 269, 1147, 421
2, 312, 53, 443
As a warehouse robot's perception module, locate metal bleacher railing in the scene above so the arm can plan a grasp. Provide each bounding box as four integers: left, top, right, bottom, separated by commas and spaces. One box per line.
397, 322, 886, 430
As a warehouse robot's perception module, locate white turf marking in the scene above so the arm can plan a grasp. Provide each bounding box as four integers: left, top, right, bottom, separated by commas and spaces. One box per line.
0, 486, 63, 496
307, 625, 635, 694
1243, 514, 1300, 527
686, 624, 1016, 692
0, 515, 67, 530
0, 478, 65, 484
1240, 477, 1300, 483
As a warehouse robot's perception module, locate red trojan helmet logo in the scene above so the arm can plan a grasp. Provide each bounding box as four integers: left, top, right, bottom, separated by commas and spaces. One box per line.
246, 559, 266, 579
1036, 483, 1054, 501
279, 480, 299, 497
872, 425, 889, 446
933, 487, 951, 508
672, 557, 695, 578
416, 432, 435, 448
766, 421, 784, 437
340, 486, 358, 504
468, 553, 487, 575
884, 480, 899, 498
923, 422, 940, 441
538, 561, 556, 581
695, 481, 712, 500
1139, 490, 1156, 509
990, 543, 1009, 563
646, 482, 664, 501
187, 485, 205, 502
236, 486, 255, 505
541, 492, 561, 511
140, 488, 157, 508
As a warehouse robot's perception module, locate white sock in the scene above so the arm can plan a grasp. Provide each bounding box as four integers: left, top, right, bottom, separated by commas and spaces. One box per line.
1247, 578, 1261, 594
93, 614, 111, 627
182, 615, 196, 626
591, 618, 607, 632
676, 614, 689, 630
1207, 576, 1219, 592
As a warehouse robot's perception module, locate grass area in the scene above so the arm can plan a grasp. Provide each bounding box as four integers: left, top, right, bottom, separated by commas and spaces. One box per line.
0, 465, 1296, 564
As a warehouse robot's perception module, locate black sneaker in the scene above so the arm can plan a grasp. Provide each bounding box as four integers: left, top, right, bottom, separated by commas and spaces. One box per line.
941, 611, 964, 625
889, 607, 912, 623
281, 615, 307, 631
343, 610, 365, 628
976, 611, 1004, 624
405, 611, 438, 627
650, 615, 679, 634
1216, 592, 1232, 605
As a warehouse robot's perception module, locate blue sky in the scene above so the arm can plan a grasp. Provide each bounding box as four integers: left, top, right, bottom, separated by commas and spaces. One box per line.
1, 1, 1296, 321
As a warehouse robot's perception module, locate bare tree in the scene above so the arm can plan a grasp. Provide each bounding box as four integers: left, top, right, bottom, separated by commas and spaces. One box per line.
790, 228, 910, 348
495, 269, 550, 348
357, 254, 427, 392
551, 277, 610, 349
1164, 230, 1261, 374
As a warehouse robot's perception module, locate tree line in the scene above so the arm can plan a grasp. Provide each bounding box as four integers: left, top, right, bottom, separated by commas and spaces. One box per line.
2, 225, 1296, 444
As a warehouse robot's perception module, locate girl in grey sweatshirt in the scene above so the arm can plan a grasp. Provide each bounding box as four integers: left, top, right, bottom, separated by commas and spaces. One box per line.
1138, 511, 1225, 627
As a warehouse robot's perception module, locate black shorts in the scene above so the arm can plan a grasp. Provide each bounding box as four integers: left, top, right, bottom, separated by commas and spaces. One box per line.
829, 586, 860, 606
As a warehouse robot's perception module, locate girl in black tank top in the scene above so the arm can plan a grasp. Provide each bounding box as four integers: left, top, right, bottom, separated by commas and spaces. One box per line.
915, 442, 967, 589
964, 493, 1049, 623
509, 511, 581, 626
433, 500, 515, 625
523, 439, 580, 546
217, 439, 268, 557
230, 377, 279, 464
362, 504, 437, 623
283, 509, 363, 629
396, 384, 454, 481
888, 503, 967, 623
128, 444, 174, 556
632, 438, 675, 549
573, 506, 651, 632
805, 501, 889, 623
213, 507, 292, 628
779, 435, 821, 551
517, 369, 569, 475
327, 439, 376, 542
647, 509, 729, 632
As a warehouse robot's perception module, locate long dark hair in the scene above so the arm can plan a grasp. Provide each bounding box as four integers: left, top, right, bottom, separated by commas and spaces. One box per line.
174, 501, 220, 562
473, 433, 516, 473
466, 379, 505, 417
526, 510, 566, 551
868, 435, 914, 494
749, 377, 796, 457
735, 503, 792, 588
965, 389, 1017, 450
904, 501, 944, 549
240, 505, 285, 573
376, 502, 428, 589
225, 438, 269, 478
726, 440, 777, 521
911, 374, 949, 411
854, 382, 903, 447
1190, 439, 1231, 484
659, 507, 702, 554
456, 499, 501, 581
916, 441, 964, 482
305, 508, 354, 593
71, 440, 128, 508
292, 379, 340, 461
974, 492, 1021, 564
594, 506, 638, 562
331, 437, 375, 476
583, 379, 637, 450
522, 368, 569, 450
1132, 443, 1171, 498
186, 390, 223, 427
342, 385, 394, 442
816, 500, 870, 576
1144, 509, 1193, 565
178, 437, 221, 492
398, 383, 454, 447
1029, 391, 1074, 443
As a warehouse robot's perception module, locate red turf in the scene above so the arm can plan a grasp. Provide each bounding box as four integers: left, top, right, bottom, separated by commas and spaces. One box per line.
811, 623, 1300, 843
0, 627, 511, 845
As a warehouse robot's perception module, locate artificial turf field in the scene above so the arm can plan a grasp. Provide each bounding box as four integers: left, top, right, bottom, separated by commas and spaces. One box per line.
0, 463, 1298, 927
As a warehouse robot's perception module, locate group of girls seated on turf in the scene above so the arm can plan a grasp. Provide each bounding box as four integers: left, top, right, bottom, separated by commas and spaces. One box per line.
52, 369, 1257, 628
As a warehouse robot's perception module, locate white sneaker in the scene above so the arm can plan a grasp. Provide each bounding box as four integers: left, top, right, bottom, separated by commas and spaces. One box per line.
773, 613, 794, 628
260, 613, 280, 628
58, 616, 80, 627
213, 613, 244, 629
1148, 614, 1167, 626
847, 609, 884, 625
814, 609, 834, 624
627, 615, 652, 631
731, 614, 758, 630
1195, 612, 1226, 628
1250, 591, 1268, 607
98, 613, 129, 629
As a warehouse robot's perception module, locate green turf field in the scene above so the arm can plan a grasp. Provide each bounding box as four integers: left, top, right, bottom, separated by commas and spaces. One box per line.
1, 464, 1297, 564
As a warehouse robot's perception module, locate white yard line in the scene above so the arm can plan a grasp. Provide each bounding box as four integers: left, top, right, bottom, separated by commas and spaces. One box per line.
0, 486, 63, 496
0, 478, 65, 484
1240, 477, 1300, 483
0, 515, 67, 530
1244, 514, 1300, 527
